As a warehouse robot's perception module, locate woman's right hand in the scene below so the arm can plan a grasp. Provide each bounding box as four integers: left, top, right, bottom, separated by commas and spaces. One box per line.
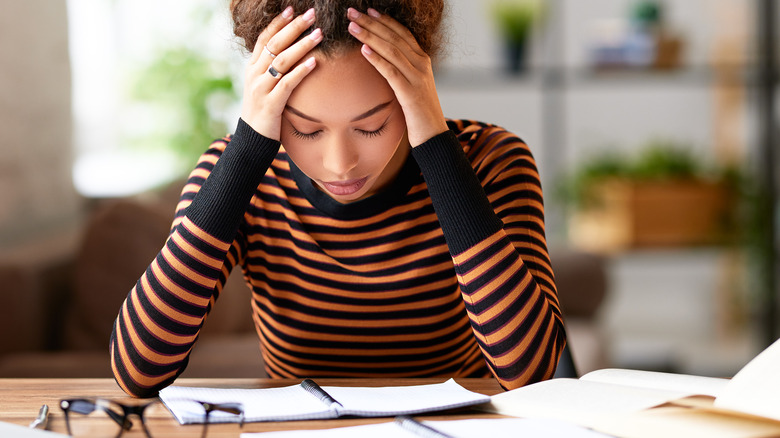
240, 6, 322, 140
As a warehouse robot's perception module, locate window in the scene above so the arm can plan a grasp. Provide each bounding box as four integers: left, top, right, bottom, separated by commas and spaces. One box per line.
67, 0, 242, 197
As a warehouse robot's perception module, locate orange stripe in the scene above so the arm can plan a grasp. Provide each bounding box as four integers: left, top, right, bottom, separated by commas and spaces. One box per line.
159, 245, 218, 289
456, 242, 515, 285
170, 232, 224, 269
129, 282, 200, 345
148, 257, 211, 309
181, 217, 231, 250
246, 246, 453, 284
255, 314, 471, 363
252, 291, 466, 330
115, 300, 188, 385
248, 266, 457, 301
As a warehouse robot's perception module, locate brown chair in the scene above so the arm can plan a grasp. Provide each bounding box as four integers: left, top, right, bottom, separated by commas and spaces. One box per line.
0, 189, 264, 378
550, 247, 610, 375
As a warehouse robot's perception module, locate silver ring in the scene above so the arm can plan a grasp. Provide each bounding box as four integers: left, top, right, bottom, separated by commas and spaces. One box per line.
263, 45, 277, 58
268, 65, 283, 79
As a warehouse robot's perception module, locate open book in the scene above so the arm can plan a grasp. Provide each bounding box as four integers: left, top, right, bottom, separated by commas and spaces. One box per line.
160, 378, 490, 424
485, 338, 780, 438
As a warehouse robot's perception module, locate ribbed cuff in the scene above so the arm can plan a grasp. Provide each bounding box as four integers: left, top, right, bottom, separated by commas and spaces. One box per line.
187, 119, 281, 242
411, 130, 504, 255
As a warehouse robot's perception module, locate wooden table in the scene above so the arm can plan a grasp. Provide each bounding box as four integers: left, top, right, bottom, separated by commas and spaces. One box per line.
0, 378, 505, 437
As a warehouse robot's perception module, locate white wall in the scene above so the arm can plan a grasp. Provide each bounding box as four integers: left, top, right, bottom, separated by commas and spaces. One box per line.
0, 0, 82, 246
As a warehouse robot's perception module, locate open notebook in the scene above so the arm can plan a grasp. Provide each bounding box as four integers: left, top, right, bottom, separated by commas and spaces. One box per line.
160, 378, 490, 424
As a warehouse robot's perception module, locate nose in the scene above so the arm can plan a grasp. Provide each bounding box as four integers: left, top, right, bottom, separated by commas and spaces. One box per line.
321, 135, 359, 177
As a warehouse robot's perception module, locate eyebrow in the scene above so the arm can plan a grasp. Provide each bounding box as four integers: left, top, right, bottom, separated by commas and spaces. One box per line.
285, 100, 394, 123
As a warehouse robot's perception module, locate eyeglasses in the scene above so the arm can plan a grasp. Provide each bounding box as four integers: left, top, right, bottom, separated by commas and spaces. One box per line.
59, 398, 244, 438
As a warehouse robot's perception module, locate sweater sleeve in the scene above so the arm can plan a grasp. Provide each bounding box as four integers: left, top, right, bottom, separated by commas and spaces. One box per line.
411, 127, 565, 390
109, 119, 280, 397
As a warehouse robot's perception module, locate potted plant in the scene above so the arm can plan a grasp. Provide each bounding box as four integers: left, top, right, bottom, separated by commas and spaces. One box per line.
557, 140, 742, 252
489, 0, 545, 74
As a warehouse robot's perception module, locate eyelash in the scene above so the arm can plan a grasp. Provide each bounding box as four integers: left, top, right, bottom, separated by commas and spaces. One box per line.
290, 124, 388, 140
290, 128, 321, 140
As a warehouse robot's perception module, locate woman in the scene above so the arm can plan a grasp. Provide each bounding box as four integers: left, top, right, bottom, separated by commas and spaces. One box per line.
110, 0, 565, 398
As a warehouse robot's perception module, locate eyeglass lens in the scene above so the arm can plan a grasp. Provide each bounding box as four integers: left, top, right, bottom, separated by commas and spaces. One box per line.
60, 398, 243, 437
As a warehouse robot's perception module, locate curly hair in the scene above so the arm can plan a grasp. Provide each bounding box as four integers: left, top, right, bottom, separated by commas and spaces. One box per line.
230, 0, 446, 59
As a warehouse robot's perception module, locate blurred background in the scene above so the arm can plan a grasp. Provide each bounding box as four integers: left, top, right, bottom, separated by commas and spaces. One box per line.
0, 0, 777, 379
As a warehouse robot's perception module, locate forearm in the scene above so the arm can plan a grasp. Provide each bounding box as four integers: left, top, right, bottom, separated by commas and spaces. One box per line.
451, 231, 565, 389
412, 129, 565, 389
410, 130, 504, 254
110, 120, 280, 397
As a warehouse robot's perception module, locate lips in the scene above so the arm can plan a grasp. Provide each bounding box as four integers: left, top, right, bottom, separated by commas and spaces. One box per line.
320, 177, 368, 196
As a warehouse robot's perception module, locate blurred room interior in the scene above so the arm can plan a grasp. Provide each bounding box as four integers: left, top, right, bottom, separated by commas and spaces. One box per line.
0, 0, 777, 380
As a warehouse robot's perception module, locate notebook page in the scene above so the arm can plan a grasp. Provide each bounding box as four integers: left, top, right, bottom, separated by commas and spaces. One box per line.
323, 379, 490, 416
160, 384, 334, 423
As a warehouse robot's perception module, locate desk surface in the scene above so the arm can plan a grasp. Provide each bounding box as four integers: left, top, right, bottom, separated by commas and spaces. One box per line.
0, 378, 504, 437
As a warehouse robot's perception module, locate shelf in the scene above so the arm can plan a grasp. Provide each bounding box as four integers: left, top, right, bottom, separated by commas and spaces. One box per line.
435, 63, 766, 90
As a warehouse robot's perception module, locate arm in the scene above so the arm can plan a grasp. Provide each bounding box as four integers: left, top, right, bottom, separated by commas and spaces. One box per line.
347, 10, 564, 390
110, 122, 279, 397
412, 127, 564, 390
110, 8, 323, 397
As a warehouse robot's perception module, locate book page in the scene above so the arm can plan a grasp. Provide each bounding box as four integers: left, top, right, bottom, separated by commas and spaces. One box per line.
590, 406, 780, 438
324, 379, 490, 416
714, 338, 780, 422
581, 368, 728, 397
160, 384, 334, 423
484, 378, 691, 427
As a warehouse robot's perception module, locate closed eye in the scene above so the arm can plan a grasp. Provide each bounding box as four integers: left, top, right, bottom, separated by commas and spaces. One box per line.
357, 122, 388, 138
290, 126, 321, 140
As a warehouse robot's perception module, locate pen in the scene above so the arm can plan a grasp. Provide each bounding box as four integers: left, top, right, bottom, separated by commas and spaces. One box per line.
395, 415, 455, 438
300, 379, 343, 409
29, 404, 49, 430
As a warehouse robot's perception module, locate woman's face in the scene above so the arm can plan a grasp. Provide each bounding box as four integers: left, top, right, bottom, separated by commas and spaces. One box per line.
281, 48, 410, 203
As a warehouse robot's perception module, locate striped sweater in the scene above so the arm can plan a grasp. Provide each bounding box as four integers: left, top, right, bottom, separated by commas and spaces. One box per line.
110, 118, 565, 397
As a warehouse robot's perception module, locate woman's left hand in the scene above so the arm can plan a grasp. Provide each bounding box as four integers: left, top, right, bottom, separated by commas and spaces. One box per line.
347, 8, 449, 148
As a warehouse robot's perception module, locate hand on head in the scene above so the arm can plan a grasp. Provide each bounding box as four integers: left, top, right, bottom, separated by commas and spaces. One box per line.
240, 6, 322, 140
239, 4, 448, 148
346, 8, 448, 147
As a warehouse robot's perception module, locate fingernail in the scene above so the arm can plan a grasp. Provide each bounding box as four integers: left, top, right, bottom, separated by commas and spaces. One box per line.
282, 6, 293, 19
361, 44, 373, 56
304, 57, 316, 68
303, 8, 315, 22
367, 8, 380, 18
348, 21, 362, 34
309, 28, 322, 41
347, 8, 361, 20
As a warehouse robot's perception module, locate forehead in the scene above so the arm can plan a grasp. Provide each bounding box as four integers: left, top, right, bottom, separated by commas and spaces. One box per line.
286, 49, 396, 121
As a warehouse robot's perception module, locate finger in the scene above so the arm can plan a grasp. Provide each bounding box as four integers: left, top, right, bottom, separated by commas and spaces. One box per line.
266, 57, 318, 112
358, 43, 409, 88
347, 8, 425, 59
348, 19, 416, 81
251, 6, 295, 64
265, 8, 317, 61
269, 27, 323, 75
